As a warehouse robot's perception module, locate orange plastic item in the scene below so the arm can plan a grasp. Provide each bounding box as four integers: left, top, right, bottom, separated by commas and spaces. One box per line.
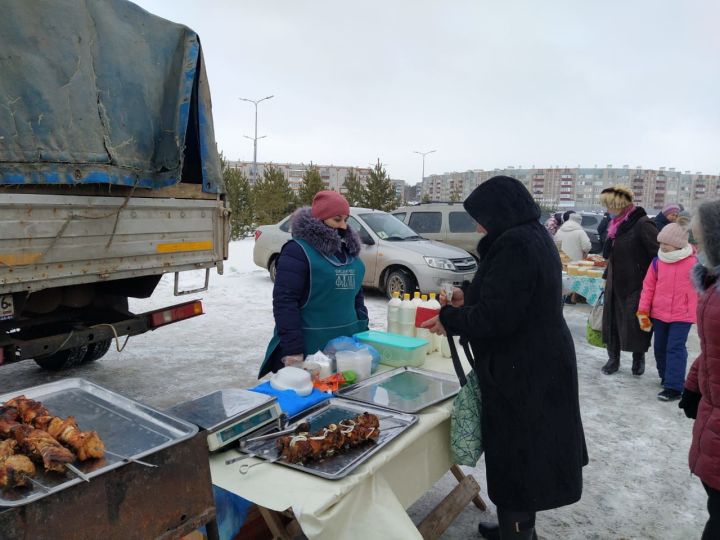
313, 373, 347, 393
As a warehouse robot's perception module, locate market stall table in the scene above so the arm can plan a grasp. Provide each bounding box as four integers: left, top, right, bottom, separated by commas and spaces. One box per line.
562, 273, 605, 306
209, 350, 486, 539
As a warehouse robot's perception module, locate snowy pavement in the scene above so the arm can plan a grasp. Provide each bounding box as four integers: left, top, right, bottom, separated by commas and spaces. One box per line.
0, 238, 707, 539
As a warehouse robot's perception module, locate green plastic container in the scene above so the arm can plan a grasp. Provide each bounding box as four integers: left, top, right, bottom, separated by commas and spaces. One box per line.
353, 330, 429, 368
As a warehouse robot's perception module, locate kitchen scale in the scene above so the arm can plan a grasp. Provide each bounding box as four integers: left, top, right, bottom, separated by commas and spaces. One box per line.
167, 389, 282, 451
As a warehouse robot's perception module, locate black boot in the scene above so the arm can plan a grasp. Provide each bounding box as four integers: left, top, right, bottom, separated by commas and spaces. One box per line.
497, 510, 538, 539
632, 353, 645, 376
477, 522, 500, 539
601, 357, 619, 375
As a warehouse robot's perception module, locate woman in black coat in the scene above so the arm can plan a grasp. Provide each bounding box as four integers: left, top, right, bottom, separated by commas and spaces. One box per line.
424, 176, 587, 539
599, 185, 659, 375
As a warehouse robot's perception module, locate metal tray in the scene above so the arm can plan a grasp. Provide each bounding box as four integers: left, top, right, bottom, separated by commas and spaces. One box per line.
236, 398, 416, 480
0, 378, 198, 507
335, 367, 460, 413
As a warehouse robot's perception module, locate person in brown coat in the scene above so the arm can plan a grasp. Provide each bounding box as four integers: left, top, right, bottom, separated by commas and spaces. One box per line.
599, 185, 659, 375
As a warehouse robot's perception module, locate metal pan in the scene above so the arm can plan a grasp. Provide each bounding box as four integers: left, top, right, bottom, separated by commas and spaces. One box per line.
336, 367, 460, 413
236, 398, 417, 480
0, 378, 198, 507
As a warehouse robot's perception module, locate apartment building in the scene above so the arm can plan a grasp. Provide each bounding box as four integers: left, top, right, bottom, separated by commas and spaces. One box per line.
421, 166, 719, 211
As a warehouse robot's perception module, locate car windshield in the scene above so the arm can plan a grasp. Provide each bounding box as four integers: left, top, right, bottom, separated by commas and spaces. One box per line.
359, 212, 422, 241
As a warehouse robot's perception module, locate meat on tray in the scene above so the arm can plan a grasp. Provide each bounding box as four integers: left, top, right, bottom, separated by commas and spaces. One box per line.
276, 412, 380, 464
0, 439, 36, 489
0, 395, 107, 486
5, 396, 105, 461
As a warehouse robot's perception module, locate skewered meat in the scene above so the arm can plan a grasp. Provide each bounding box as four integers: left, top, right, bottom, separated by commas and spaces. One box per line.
0, 440, 36, 488
11, 424, 75, 473
276, 413, 380, 464
5, 396, 105, 460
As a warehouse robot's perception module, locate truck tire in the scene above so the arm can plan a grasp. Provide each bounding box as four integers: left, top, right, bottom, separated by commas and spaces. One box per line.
34, 345, 89, 371
82, 339, 112, 364
385, 269, 417, 299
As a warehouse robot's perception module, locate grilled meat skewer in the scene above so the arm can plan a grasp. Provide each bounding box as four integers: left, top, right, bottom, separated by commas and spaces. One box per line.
5, 396, 105, 460
0, 440, 36, 488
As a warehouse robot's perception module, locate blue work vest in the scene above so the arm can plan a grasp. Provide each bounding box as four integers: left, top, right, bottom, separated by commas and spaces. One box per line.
259, 238, 368, 377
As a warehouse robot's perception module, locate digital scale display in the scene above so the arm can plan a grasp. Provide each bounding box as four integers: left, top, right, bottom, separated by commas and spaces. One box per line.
218, 407, 274, 443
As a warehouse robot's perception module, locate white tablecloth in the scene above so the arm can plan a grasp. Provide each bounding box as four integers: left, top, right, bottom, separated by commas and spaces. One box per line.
210, 351, 467, 540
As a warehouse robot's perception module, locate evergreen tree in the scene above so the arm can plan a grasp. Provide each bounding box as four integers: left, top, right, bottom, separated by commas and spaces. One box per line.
224, 167, 253, 239
364, 159, 397, 211
421, 193, 431, 203
342, 168, 367, 207
450, 184, 462, 202
298, 165, 326, 206
252, 165, 297, 225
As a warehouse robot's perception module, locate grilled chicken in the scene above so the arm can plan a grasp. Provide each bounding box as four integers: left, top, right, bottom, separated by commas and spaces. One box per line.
0, 439, 36, 488
276, 413, 380, 464
5, 396, 105, 460
10, 423, 75, 473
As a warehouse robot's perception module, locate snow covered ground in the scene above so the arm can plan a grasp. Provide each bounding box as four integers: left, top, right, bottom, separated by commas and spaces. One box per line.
0, 238, 707, 538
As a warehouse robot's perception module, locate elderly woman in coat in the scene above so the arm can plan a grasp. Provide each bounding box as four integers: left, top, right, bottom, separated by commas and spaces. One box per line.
423, 176, 588, 539
599, 185, 659, 375
679, 199, 720, 539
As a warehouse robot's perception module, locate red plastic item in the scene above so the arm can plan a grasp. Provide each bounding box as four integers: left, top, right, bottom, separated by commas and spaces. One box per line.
313, 373, 347, 393
415, 306, 439, 327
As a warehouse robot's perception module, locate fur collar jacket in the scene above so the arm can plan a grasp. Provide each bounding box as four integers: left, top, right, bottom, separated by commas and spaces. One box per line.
290, 207, 361, 258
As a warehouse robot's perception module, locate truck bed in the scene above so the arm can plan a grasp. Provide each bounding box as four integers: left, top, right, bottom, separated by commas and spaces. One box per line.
0, 190, 229, 294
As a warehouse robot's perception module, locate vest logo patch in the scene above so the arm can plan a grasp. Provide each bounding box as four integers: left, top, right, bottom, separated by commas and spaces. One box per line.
335, 269, 356, 289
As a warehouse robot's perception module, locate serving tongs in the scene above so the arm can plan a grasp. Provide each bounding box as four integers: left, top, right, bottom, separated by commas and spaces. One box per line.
225, 422, 311, 466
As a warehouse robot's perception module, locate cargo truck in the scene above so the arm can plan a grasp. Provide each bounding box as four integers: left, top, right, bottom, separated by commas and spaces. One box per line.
0, 0, 230, 370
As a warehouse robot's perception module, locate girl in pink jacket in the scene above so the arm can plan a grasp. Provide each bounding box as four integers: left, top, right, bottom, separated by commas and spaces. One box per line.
637, 223, 698, 401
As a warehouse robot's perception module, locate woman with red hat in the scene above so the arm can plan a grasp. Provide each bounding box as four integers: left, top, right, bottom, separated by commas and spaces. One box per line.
259, 191, 368, 377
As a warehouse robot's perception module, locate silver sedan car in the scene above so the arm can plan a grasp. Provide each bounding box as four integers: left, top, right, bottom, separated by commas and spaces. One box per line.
253, 208, 477, 298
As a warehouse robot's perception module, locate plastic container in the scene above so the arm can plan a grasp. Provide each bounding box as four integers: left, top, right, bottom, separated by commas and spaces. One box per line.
387, 291, 402, 334
415, 295, 432, 349
399, 293, 416, 337
335, 350, 372, 381
426, 293, 442, 353
270, 366, 314, 396
354, 330, 429, 368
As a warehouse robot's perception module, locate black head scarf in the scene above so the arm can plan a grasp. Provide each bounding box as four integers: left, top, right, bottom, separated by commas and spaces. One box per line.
463, 175, 541, 257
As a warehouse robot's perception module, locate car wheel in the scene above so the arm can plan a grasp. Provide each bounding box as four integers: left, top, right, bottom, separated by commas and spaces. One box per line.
385, 269, 416, 299
268, 256, 278, 282
34, 345, 89, 371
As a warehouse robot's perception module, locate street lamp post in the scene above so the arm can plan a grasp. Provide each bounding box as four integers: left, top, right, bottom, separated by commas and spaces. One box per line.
413, 149, 436, 196
239, 95, 274, 182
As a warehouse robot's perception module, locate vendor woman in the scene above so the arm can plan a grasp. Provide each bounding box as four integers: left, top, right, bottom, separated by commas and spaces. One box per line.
258, 191, 369, 377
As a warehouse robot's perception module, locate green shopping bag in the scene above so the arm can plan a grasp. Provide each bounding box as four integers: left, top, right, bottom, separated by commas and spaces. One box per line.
447, 336, 483, 467
450, 370, 483, 466
586, 321, 605, 348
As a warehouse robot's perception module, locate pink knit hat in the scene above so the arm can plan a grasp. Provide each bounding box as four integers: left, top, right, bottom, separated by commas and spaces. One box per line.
657, 223, 688, 249
311, 190, 350, 220
662, 202, 681, 216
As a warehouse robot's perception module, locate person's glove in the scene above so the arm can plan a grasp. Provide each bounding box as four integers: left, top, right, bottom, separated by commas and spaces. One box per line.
678, 388, 701, 419
281, 354, 304, 368
636, 311, 652, 332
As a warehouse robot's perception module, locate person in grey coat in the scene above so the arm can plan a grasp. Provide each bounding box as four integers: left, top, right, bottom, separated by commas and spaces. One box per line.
423, 176, 588, 539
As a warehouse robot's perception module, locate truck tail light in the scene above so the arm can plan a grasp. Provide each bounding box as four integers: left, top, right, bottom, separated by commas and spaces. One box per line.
147, 300, 203, 329
254, 230, 262, 241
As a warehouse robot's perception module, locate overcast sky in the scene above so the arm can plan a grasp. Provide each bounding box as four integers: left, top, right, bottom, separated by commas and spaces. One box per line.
133, 0, 719, 183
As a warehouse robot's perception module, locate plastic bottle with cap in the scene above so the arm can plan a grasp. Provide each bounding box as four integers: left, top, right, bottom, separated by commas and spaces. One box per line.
411, 291, 423, 309
387, 291, 402, 334
399, 293, 416, 337
426, 292, 441, 353
415, 294, 432, 348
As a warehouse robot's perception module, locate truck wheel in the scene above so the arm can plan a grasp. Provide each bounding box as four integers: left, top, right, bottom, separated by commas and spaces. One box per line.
82, 339, 112, 364
385, 269, 416, 299
34, 345, 89, 371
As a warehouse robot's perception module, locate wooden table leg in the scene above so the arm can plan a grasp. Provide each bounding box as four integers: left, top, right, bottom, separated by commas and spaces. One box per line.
450, 464, 487, 511
257, 506, 293, 540
417, 473, 481, 539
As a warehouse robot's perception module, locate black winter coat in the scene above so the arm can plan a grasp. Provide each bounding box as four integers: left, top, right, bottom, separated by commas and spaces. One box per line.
440, 176, 588, 512
601, 208, 659, 352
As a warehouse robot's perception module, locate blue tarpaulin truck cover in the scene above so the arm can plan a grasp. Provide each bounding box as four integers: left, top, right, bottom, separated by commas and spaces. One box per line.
0, 0, 222, 193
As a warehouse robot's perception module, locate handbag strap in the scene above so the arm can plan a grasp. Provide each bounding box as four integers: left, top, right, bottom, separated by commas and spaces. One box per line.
447, 334, 468, 387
